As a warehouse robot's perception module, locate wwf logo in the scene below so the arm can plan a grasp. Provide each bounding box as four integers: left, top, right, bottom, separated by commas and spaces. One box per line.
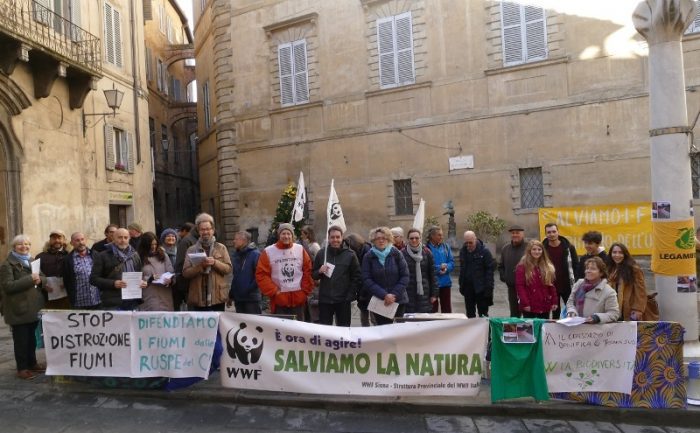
226, 323, 264, 365
282, 262, 295, 278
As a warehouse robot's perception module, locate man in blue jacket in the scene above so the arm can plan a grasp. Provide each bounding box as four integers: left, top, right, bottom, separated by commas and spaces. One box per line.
228, 231, 262, 314
426, 226, 454, 313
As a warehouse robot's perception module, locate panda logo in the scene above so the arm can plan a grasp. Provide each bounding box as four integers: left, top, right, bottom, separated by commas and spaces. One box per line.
226, 323, 264, 365
330, 202, 342, 220
282, 262, 295, 278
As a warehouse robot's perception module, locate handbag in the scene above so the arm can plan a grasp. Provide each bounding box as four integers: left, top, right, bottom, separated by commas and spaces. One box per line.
642, 292, 660, 321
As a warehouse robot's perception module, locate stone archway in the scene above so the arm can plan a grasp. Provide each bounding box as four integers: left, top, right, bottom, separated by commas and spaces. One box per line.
0, 73, 30, 257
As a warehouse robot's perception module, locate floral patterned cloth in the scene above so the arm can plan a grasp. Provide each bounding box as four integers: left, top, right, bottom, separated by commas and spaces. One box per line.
551, 321, 686, 408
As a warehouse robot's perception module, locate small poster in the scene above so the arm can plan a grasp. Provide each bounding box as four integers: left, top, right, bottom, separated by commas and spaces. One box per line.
677, 275, 697, 293
502, 322, 535, 344
652, 201, 671, 220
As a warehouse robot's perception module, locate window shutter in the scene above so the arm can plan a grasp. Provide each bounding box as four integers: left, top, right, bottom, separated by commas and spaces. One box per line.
104, 124, 115, 170
113, 8, 122, 67
69, 0, 81, 41
524, 6, 547, 61
143, 0, 152, 21
126, 132, 135, 173
34, 0, 51, 25
395, 12, 414, 85
164, 70, 169, 95
145, 47, 151, 81
501, 1, 523, 66
278, 43, 294, 106
687, 1, 700, 34
156, 60, 162, 90
377, 16, 396, 88
159, 3, 165, 32
292, 40, 309, 104
173, 78, 181, 101
104, 3, 115, 65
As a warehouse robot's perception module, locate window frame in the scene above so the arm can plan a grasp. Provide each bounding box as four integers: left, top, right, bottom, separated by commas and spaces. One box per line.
500, 1, 548, 67
393, 179, 414, 216
518, 167, 544, 209
376, 11, 416, 89
277, 39, 309, 107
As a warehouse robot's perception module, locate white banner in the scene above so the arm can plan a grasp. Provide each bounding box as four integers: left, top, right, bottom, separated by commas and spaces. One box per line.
290, 171, 306, 223
219, 314, 488, 396
542, 322, 637, 394
130, 312, 219, 379
43, 311, 132, 377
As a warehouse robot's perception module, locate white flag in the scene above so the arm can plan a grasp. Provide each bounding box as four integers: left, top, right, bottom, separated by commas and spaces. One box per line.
412, 198, 425, 232
326, 179, 347, 232
290, 172, 306, 223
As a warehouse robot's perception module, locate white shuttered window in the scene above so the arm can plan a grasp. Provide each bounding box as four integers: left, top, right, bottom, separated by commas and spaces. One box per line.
686, 1, 700, 34
277, 39, 309, 106
377, 12, 415, 89
104, 125, 133, 173
104, 2, 123, 67
501, 1, 547, 66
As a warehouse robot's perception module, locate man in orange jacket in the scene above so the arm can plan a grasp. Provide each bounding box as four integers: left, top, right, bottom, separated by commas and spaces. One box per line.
256, 223, 314, 318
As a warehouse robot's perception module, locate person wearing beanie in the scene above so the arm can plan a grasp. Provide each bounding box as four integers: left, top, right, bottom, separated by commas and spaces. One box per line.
127, 223, 143, 249
160, 228, 179, 267
256, 223, 314, 318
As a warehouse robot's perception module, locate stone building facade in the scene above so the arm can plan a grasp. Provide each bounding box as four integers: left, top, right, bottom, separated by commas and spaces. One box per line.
145, 0, 198, 233
0, 0, 154, 257
194, 0, 700, 246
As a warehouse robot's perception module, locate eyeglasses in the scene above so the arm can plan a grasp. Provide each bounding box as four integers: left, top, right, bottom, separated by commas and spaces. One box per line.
374, 237, 387, 241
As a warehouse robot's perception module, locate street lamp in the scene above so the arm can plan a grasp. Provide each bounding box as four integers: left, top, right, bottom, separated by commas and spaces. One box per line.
82, 85, 125, 136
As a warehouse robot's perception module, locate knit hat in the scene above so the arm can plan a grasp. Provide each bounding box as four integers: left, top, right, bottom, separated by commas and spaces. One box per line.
277, 223, 295, 236
127, 222, 143, 233
160, 228, 178, 244
49, 229, 66, 238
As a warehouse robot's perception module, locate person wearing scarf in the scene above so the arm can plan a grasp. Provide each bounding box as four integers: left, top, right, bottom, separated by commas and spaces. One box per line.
0, 234, 46, 380
566, 256, 619, 323
401, 228, 438, 314
160, 228, 179, 268
361, 226, 410, 325
90, 228, 146, 310
182, 218, 232, 311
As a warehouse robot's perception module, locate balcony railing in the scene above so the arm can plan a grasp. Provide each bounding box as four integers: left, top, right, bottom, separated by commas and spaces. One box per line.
0, 0, 102, 75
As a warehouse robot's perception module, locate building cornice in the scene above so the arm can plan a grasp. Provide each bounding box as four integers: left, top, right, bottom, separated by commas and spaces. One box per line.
263, 12, 319, 37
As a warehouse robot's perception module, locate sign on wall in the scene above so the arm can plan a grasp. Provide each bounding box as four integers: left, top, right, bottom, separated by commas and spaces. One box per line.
538, 203, 652, 255
219, 314, 489, 396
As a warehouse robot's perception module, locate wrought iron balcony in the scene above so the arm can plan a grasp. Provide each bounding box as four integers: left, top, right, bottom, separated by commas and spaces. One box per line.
0, 0, 102, 75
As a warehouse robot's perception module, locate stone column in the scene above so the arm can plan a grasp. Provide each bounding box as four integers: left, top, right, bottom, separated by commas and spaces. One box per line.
634, 0, 699, 348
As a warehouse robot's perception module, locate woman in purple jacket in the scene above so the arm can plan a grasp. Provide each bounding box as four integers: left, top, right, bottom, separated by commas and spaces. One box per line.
361, 227, 409, 325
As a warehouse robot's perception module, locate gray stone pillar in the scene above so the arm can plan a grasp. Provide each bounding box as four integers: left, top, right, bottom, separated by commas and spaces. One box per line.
634, 0, 700, 348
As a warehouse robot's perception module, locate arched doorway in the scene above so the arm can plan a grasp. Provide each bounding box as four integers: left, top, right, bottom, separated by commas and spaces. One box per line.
0, 74, 30, 258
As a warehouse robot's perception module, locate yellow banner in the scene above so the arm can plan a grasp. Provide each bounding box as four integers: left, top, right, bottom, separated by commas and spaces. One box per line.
650, 219, 696, 276
538, 203, 652, 255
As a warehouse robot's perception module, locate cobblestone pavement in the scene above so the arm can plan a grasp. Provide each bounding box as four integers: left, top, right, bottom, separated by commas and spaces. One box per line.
0, 278, 699, 431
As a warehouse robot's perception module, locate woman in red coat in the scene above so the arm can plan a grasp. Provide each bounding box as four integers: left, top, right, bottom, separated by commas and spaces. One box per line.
515, 240, 558, 319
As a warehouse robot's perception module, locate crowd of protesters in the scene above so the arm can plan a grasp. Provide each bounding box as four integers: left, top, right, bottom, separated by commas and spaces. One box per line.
0, 212, 656, 379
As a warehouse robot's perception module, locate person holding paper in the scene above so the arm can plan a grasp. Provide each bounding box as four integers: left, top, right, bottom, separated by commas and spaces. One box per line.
566, 256, 620, 324
0, 234, 46, 380
138, 232, 175, 311
312, 225, 362, 326
36, 229, 70, 309
90, 228, 147, 310
401, 228, 438, 314
515, 240, 558, 319
182, 216, 232, 311
361, 226, 409, 325
256, 223, 314, 318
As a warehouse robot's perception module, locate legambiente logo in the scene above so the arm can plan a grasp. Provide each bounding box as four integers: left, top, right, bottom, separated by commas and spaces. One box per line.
675, 227, 695, 250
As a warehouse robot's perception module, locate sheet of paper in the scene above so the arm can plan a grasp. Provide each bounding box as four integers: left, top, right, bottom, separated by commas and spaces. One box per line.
30, 258, 40, 274
367, 295, 399, 319
121, 272, 143, 300
322, 262, 335, 278
46, 276, 68, 300
188, 252, 207, 266
556, 316, 588, 326
152, 272, 174, 285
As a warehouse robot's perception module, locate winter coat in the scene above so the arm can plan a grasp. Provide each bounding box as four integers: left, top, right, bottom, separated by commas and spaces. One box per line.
498, 241, 527, 287
427, 242, 454, 288
182, 241, 232, 307
608, 266, 647, 321
0, 254, 46, 325
515, 264, 558, 314
312, 245, 362, 304
256, 241, 314, 311
353, 242, 373, 303
140, 253, 175, 311
458, 240, 495, 298
230, 244, 262, 303
36, 248, 68, 277
542, 236, 579, 293
90, 247, 143, 309
402, 246, 439, 313
361, 247, 409, 304
566, 278, 620, 323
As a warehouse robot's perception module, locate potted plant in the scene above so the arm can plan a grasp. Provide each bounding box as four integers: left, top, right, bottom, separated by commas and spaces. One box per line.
464, 210, 506, 253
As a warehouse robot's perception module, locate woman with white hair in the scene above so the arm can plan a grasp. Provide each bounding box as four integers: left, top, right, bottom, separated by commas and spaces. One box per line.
0, 235, 46, 380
